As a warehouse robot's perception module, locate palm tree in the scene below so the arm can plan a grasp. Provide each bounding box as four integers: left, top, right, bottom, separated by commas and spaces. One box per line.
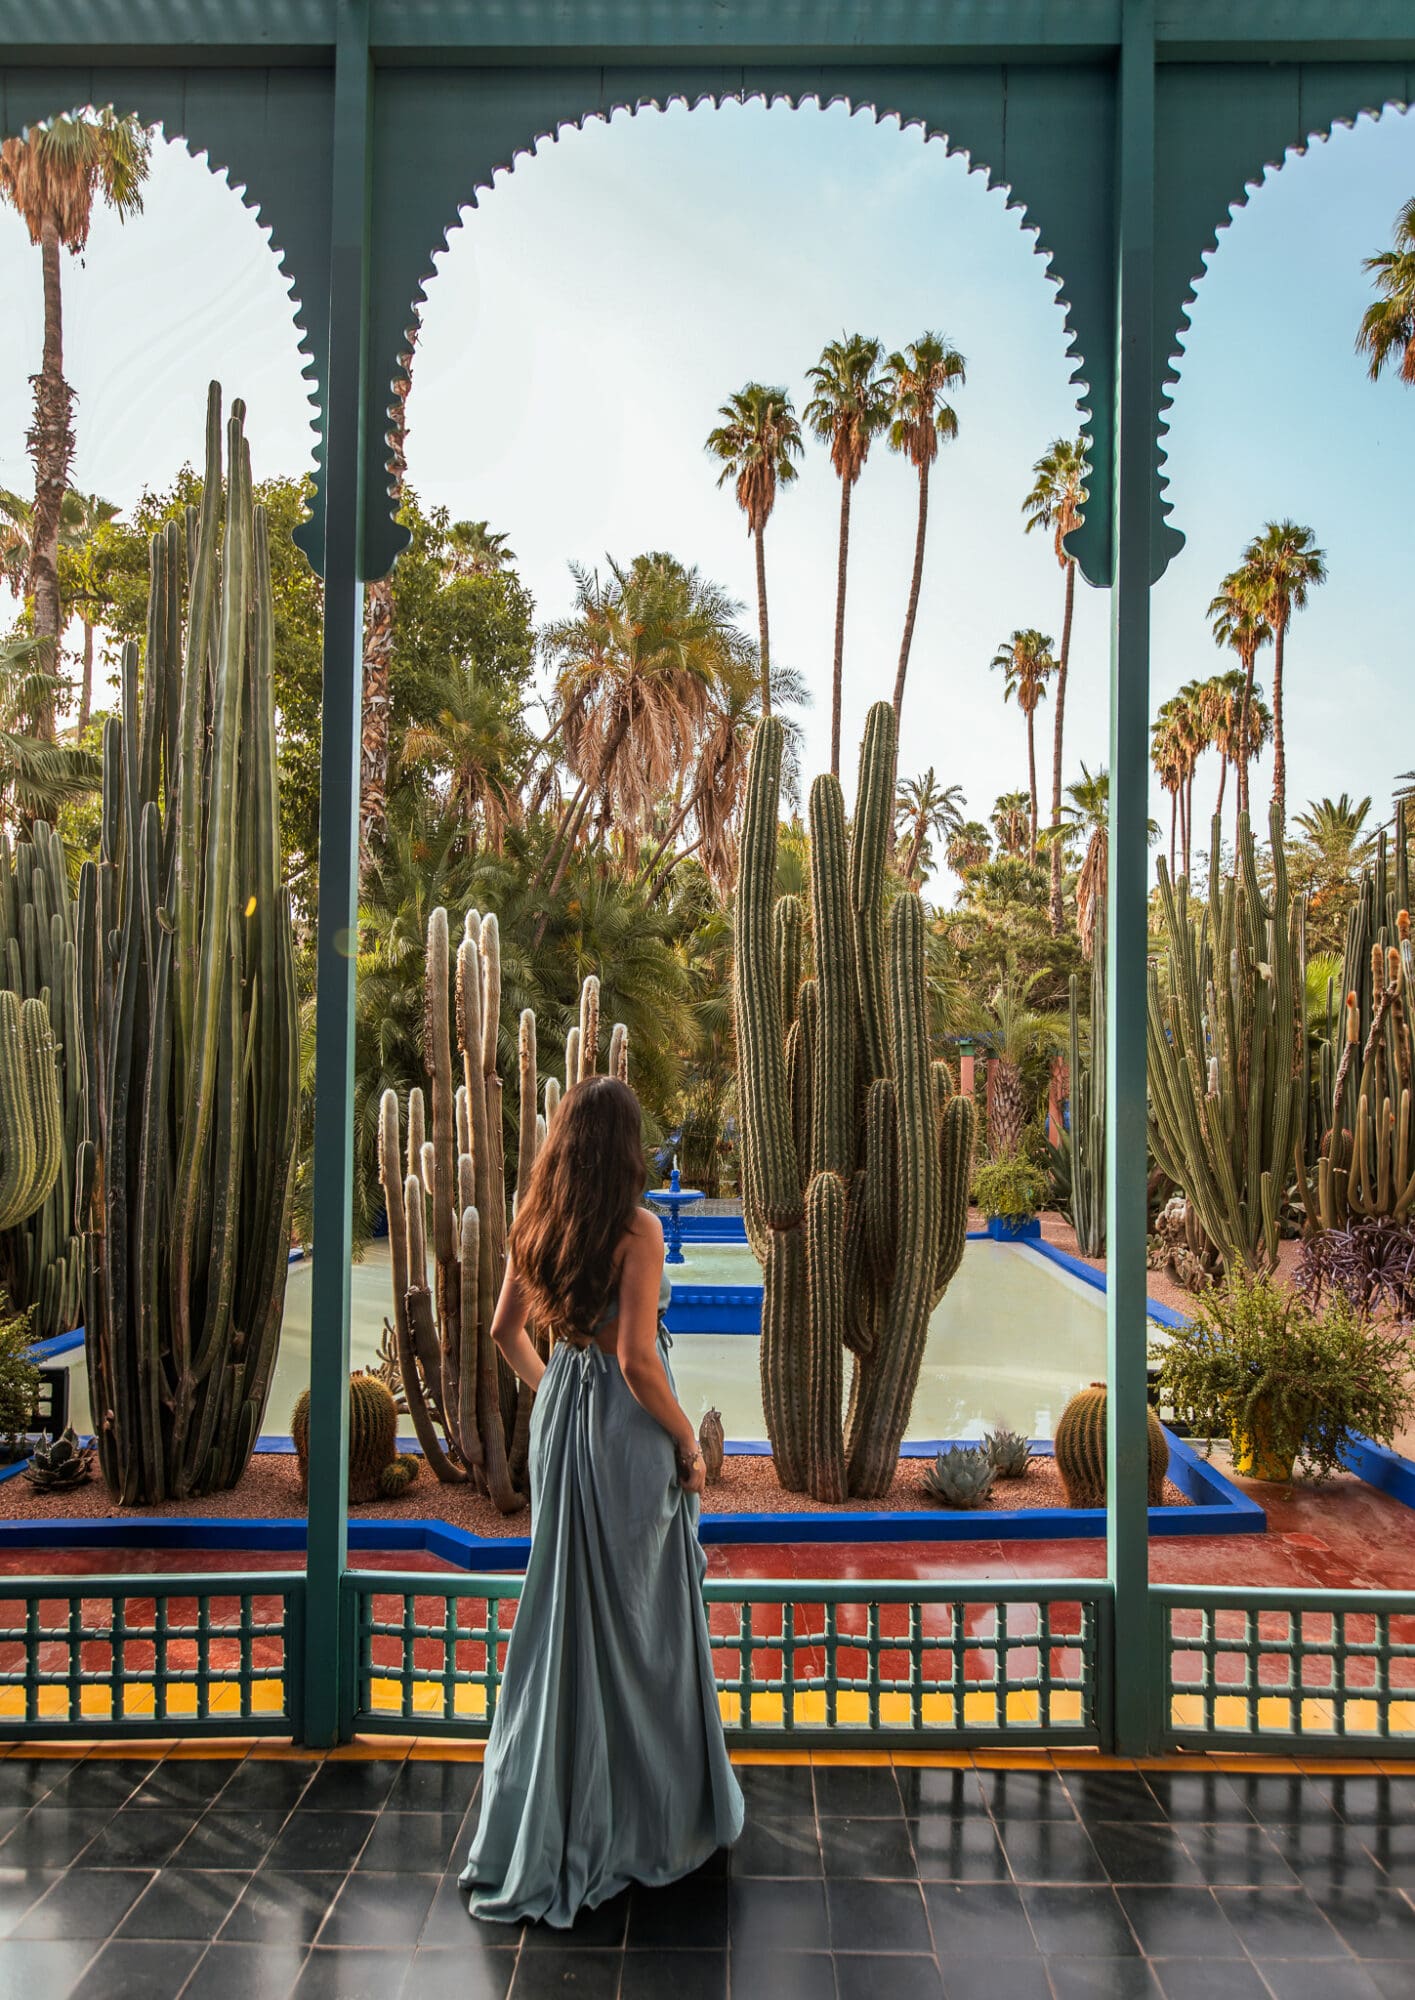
0, 109, 150, 740
886, 333, 966, 724
1357, 197, 1415, 386
1241, 520, 1326, 830
1152, 700, 1186, 879
399, 660, 522, 857
1207, 568, 1272, 828
894, 768, 965, 888
1021, 437, 1088, 936
990, 629, 1055, 862
705, 383, 802, 715
804, 335, 893, 778
1202, 666, 1248, 824
59, 487, 119, 731
991, 790, 1031, 858
1174, 677, 1217, 880
0, 635, 100, 829
1061, 762, 1109, 960
540, 552, 752, 900
969, 974, 1068, 1158
946, 820, 992, 876
1, 483, 118, 732
445, 519, 516, 578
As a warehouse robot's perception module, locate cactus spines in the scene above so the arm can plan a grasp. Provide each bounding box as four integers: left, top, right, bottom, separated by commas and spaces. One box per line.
291, 1373, 420, 1505
1053, 1383, 1168, 1509
1147, 808, 1302, 1275
0, 992, 62, 1232
578, 975, 600, 1080
922, 1444, 995, 1509
983, 1427, 1032, 1479
0, 824, 83, 1341
378, 923, 626, 1501
698, 1406, 725, 1483
608, 1021, 628, 1083
565, 1025, 581, 1092
77, 386, 299, 1504
735, 704, 975, 1502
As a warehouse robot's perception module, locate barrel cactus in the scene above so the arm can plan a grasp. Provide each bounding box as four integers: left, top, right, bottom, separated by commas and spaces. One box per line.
76, 386, 300, 1504
734, 703, 976, 1502
922, 1444, 995, 1509
0, 823, 83, 1340
291, 1373, 419, 1504
1053, 1383, 1168, 1508
377, 910, 627, 1506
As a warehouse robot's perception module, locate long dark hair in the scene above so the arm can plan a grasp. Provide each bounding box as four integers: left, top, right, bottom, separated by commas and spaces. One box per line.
508, 1075, 648, 1338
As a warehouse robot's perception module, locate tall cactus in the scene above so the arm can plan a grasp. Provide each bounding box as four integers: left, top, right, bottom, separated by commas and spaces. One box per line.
0, 990, 62, 1236
735, 702, 976, 1502
377, 911, 627, 1505
76, 385, 300, 1503
1048, 937, 1106, 1257
1296, 806, 1415, 1229
0, 823, 82, 1336
1147, 806, 1303, 1275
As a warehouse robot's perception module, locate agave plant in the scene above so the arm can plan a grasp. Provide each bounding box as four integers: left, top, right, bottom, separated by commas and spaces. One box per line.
983, 1426, 1032, 1478
921, 1444, 996, 1509
23, 1425, 93, 1490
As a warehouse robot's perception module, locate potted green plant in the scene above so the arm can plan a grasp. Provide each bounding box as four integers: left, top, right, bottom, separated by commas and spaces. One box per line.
1153, 1271, 1414, 1483
973, 1150, 1047, 1241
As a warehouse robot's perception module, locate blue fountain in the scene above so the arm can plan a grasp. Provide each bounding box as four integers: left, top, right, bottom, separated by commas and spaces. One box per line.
646, 1156, 704, 1265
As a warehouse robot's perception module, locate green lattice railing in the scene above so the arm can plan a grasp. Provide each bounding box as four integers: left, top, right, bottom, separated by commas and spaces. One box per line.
348, 1574, 1109, 1747
1159, 1585, 1415, 1755
0, 1573, 304, 1738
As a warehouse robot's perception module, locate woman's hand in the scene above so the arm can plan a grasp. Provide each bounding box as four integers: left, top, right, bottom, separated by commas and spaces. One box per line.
677, 1443, 706, 1495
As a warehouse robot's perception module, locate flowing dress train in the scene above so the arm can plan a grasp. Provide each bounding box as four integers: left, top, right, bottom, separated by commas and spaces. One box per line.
459, 1274, 743, 1925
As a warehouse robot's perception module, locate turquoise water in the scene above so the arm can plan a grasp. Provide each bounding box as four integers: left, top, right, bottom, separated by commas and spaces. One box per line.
64, 1238, 1133, 1443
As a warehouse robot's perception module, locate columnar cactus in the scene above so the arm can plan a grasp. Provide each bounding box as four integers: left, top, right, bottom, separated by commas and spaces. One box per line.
377, 913, 626, 1505
1062, 941, 1106, 1257
0, 824, 82, 1338
1147, 806, 1303, 1275
1297, 806, 1415, 1230
76, 385, 301, 1504
734, 702, 976, 1503
0, 990, 62, 1234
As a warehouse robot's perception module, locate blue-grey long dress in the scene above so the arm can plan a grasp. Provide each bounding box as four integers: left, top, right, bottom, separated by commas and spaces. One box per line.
459, 1266, 743, 1926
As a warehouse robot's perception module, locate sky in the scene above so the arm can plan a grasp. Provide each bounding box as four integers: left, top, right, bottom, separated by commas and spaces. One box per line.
1, 96, 1411, 891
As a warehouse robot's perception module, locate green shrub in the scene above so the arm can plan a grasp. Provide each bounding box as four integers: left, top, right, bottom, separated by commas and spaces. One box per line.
1153, 1271, 1414, 1483
0, 1293, 39, 1442
972, 1151, 1048, 1221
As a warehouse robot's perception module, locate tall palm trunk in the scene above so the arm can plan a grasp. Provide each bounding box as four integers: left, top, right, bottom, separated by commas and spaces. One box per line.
829, 472, 853, 779
1047, 556, 1076, 935
893, 462, 930, 724
1215, 751, 1228, 822
1025, 711, 1039, 864
1181, 768, 1192, 880
28, 214, 73, 743
1270, 614, 1288, 830
77, 617, 94, 734
1236, 645, 1255, 821
753, 523, 772, 718
1169, 794, 1177, 879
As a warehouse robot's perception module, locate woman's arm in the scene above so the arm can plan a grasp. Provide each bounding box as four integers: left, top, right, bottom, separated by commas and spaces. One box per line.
616, 1212, 705, 1491
488, 1260, 546, 1392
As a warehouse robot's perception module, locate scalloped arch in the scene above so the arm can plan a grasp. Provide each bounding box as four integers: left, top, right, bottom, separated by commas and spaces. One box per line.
1153, 60, 1414, 572
366, 61, 1118, 585
0, 69, 332, 563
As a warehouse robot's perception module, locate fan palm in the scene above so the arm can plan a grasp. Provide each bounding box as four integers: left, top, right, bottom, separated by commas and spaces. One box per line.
1292, 794, 1376, 933
1207, 567, 1272, 828
705, 383, 802, 715
0, 109, 149, 739
1022, 437, 1088, 936
1151, 700, 1186, 880
803, 335, 893, 778
445, 519, 516, 578
969, 974, 1068, 1158
541, 552, 751, 898
886, 333, 966, 724
399, 660, 523, 856
1200, 666, 1248, 822
1240, 520, 1326, 830
1357, 197, 1415, 386
990, 629, 1055, 862
946, 820, 992, 876
0, 635, 100, 829
1061, 762, 1109, 960
991, 790, 1031, 858
894, 768, 965, 888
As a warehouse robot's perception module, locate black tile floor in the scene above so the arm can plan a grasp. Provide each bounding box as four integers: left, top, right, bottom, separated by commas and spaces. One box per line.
0, 1751, 1412, 1998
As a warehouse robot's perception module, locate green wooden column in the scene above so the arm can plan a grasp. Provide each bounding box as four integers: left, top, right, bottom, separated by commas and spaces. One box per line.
1105, 0, 1158, 1756
302, 0, 372, 1748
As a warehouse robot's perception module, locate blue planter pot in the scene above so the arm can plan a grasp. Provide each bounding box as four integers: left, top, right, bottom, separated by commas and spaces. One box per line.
985, 1214, 1041, 1241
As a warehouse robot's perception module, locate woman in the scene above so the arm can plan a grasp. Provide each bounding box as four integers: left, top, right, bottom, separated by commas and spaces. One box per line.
459, 1073, 744, 1927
